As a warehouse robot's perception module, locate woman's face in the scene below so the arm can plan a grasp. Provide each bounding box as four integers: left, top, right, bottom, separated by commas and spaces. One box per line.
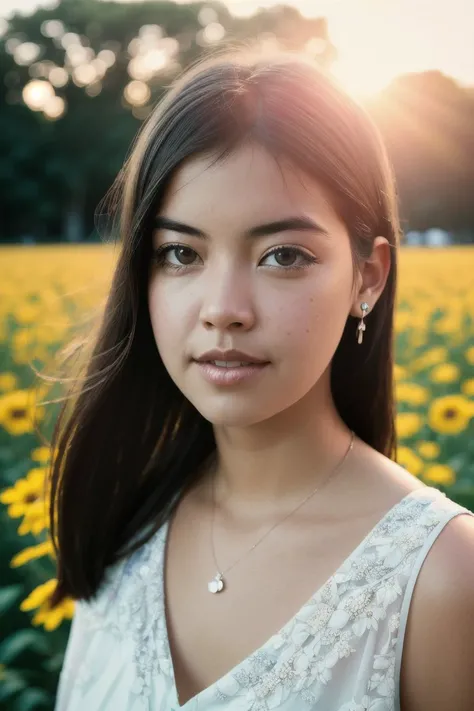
148, 142, 361, 427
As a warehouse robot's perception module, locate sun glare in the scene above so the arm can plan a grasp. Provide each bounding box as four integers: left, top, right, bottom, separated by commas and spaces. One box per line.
225, 0, 473, 100
331, 58, 400, 100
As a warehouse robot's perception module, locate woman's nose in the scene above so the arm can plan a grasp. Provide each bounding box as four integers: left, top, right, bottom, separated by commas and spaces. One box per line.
199, 271, 256, 331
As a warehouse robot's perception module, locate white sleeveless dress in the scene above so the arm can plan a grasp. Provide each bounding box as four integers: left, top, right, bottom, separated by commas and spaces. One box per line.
54, 485, 474, 711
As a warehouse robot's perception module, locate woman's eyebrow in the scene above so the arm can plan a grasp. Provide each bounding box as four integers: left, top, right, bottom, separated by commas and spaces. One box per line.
153, 215, 331, 240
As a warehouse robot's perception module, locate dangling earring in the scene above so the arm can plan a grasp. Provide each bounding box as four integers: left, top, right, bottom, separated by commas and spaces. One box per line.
357, 302, 370, 344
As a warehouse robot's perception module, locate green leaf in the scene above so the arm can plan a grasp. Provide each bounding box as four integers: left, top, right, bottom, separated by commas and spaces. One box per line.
0, 668, 27, 702
42, 650, 65, 673
9, 687, 52, 710
0, 629, 51, 664
0, 585, 23, 616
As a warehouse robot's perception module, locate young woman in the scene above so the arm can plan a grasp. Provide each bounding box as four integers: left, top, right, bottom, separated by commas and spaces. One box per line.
50, 47, 474, 711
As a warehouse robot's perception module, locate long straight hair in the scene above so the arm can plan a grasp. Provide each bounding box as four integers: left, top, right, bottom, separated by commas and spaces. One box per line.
47, 45, 401, 608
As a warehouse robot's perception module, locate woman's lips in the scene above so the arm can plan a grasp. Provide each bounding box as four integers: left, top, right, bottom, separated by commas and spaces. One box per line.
193, 360, 269, 385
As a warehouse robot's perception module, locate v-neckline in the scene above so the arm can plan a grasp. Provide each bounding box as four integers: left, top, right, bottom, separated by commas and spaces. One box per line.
158, 485, 439, 709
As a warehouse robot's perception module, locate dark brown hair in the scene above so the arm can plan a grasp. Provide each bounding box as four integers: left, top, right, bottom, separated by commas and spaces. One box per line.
47, 44, 400, 608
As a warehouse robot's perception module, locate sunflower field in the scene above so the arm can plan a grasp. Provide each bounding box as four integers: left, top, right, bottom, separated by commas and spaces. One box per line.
0, 243, 473, 710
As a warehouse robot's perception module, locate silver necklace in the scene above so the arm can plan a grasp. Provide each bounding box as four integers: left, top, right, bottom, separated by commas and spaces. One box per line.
207, 430, 355, 593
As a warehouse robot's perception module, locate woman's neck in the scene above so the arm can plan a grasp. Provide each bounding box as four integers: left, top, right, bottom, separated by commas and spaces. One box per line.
196, 395, 356, 521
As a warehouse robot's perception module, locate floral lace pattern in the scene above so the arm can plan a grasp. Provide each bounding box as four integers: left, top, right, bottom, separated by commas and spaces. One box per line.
58, 486, 473, 711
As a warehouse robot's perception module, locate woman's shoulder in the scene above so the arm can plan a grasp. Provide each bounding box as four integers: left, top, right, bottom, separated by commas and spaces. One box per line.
396, 489, 474, 711
332, 440, 431, 527
343, 441, 472, 541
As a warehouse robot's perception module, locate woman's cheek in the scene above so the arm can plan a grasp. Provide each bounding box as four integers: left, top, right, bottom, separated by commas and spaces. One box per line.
269, 294, 322, 344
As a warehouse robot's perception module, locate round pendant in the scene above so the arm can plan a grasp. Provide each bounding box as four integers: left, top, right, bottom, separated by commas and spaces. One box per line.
208, 574, 224, 593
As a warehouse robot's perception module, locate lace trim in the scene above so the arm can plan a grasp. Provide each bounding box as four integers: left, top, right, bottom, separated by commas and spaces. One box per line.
81, 486, 464, 709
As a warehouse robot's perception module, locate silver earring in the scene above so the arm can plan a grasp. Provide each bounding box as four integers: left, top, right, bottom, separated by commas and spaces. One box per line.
357, 302, 370, 344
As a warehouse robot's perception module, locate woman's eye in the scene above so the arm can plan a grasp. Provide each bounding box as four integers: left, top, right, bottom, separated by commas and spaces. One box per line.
152, 244, 318, 273
260, 246, 319, 270
152, 244, 200, 271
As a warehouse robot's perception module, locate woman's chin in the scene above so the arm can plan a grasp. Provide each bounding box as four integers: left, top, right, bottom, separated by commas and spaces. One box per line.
193, 401, 276, 428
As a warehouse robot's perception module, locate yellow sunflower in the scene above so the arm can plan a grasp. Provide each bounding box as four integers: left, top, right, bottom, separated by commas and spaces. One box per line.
396, 446, 424, 476
0, 469, 50, 536
393, 364, 408, 382
17, 507, 50, 537
0, 389, 46, 436
416, 441, 440, 460
428, 394, 473, 435
20, 579, 57, 613
423, 464, 456, 487
11, 539, 55, 568
31, 446, 53, 464
411, 347, 449, 374
33, 597, 76, 631
396, 412, 424, 438
461, 379, 474, 397
395, 382, 429, 406
14, 302, 42, 326
394, 311, 412, 334
429, 363, 461, 384
20, 578, 74, 631
1, 475, 44, 517
0, 372, 18, 392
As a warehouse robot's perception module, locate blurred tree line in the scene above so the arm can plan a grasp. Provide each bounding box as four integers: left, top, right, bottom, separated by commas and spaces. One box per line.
0, 0, 473, 244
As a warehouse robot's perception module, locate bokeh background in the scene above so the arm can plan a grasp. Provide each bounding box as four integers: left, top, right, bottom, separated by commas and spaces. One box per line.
1, 0, 473, 708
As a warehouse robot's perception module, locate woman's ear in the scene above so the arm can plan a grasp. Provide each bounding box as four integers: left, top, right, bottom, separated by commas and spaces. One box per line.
351, 236, 392, 316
